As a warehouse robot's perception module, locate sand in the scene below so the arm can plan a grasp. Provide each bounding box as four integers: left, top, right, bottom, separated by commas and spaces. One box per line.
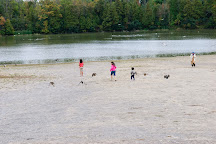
0, 55, 216, 144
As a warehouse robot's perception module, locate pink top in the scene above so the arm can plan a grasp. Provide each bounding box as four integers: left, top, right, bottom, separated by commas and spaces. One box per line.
79, 62, 84, 67
110, 65, 116, 71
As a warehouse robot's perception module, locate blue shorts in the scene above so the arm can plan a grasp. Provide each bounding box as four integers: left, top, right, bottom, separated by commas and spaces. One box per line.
111, 71, 116, 76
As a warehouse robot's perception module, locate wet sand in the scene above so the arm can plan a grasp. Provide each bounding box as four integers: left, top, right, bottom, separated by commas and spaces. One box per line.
1, 55, 216, 144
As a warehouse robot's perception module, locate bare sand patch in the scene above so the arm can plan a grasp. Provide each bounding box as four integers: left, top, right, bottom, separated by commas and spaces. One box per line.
0, 55, 216, 143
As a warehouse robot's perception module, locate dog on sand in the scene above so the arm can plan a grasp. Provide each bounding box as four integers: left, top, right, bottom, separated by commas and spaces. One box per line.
92, 73, 97, 77
49, 82, 55, 86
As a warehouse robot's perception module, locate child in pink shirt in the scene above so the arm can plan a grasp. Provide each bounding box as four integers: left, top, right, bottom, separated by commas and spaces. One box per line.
110, 62, 116, 81
79, 59, 84, 76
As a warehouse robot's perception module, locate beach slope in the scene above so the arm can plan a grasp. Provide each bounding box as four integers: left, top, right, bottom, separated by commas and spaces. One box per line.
0, 55, 216, 143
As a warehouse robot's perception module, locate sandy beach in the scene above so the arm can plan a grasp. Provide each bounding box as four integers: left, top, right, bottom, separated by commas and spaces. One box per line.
1, 55, 216, 144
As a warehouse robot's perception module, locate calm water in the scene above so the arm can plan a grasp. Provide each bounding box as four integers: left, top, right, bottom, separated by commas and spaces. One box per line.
0, 30, 216, 64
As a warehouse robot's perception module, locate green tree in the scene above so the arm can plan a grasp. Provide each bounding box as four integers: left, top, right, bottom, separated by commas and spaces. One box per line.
172, 0, 186, 27
141, 2, 153, 29
156, 3, 169, 29
182, 0, 204, 29
182, 0, 196, 28
102, 3, 120, 31
192, 0, 205, 27
154, 0, 163, 4
169, 0, 179, 25
203, 0, 214, 28
131, 0, 140, 22
0, 0, 215, 34
94, 0, 106, 25
25, 1, 39, 33
0, 1, 4, 15
212, 1, 216, 28
115, 0, 123, 24
122, 2, 131, 30
39, 0, 62, 34
102, 4, 113, 31
60, 0, 79, 33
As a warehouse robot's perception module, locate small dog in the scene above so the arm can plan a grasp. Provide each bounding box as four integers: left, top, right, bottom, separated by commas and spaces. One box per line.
92, 73, 97, 77
144, 73, 147, 76
49, 82, 55, 86
164, 75, 170, 79
3, 64, 6, 67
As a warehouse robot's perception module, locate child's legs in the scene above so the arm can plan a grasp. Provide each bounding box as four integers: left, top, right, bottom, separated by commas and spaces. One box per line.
191, 60, 195, 67
80, 68, 83, 76
111, 71, 116, 80
191, 59, 195, 65
191, 61, 195, 67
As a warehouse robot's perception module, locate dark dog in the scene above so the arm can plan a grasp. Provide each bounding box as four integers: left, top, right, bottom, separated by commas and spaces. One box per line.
144, 73, 147, 76
49, 82, 55, 86
92, 73, 97, 77
164, 75, 170, 79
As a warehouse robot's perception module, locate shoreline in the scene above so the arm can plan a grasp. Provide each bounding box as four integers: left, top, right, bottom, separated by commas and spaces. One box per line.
2, 28, 216, 37
1, 52, 216, 66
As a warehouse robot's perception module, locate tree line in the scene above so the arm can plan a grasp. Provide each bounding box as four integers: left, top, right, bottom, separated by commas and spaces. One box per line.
0, 0, 216, 35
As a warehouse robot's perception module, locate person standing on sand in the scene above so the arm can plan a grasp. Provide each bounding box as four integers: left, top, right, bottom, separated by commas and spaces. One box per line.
79, 59, 84, 76
190, 52, 196, 67
110, 62, 116, 81
131, 67, 136, 80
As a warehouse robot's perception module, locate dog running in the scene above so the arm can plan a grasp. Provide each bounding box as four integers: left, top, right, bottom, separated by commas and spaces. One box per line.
92, 73, 97, 77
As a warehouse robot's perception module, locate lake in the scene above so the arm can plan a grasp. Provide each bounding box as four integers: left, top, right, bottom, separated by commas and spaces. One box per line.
0, 30, 216, 64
